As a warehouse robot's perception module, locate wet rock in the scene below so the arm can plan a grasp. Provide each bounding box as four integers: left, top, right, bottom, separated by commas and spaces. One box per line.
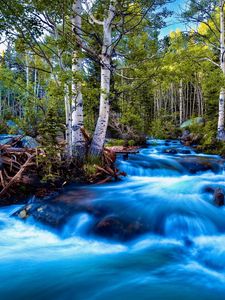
184, 237, 194, 248
18, 209, 28, 219
178, 149, 191, 155
203, 186, 215, 194
93, 215, 145, 241
14, 201, 73, 227
177, 157, 223, 174
180, 129, 201, 146
213, 188, 225, 207
181, 130, 190, 140
163, 148, 178, 155
13, 189, 99, 228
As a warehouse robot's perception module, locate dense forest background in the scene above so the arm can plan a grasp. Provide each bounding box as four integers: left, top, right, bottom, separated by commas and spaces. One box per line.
1, 0, 225, 165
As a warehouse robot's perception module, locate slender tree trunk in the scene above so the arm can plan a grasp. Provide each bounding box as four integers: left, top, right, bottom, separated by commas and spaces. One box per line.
65, 85, 72, 157
218, 0, 225, 139
89, 0, 116, 156
71, 0, 86, 160
25, 53, 29, 89
179, 80, 183, 125
0, 88, 2, 116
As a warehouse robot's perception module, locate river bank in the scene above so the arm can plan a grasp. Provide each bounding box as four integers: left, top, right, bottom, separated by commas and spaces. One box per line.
0, 134, 138, 204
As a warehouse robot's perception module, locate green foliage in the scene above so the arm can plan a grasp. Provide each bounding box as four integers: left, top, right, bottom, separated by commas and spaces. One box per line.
0, 120, 8, 134
83, 155, 102, 177
105, 139, 125, 147
128, 140, 135, 146
37, 108, 65, 182
150, 113, 181, 139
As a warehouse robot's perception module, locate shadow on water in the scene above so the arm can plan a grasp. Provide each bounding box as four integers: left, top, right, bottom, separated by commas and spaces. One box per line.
1, 139, 225, 299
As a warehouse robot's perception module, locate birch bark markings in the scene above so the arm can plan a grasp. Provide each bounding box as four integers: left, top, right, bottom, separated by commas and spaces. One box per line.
89, 0, 117, 156
218, 0, 225, 140
179, 80, 183, 125
65, 86, 72, 157
71, 0, 86, 160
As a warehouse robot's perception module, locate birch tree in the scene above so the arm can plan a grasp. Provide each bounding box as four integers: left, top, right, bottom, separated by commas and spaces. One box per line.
71, 0, 86, 160
218, 0, 225, 139
86, 0, 173, 156
89, 0, 117, 156
182, 0, 225, 139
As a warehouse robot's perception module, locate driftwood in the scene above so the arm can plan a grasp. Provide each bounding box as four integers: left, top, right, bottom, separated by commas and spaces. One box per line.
88, 148, 126, 183
0, 129, 130, 198
0, 143, 42, 199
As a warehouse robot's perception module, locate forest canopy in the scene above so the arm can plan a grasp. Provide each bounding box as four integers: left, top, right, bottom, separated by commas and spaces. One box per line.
0, 0, 225, 164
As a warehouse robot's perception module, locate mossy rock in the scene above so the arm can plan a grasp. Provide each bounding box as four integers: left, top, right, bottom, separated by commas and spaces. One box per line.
180, 117, 205, 129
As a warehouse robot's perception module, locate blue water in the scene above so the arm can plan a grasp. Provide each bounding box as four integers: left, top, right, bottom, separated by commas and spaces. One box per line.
1, 140, 225, 299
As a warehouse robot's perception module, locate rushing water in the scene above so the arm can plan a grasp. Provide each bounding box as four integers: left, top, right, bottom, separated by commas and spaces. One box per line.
1, 140, 225, 299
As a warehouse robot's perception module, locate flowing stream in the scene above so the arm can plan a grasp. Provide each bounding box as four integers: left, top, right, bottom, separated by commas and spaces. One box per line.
1, 139, 225, 299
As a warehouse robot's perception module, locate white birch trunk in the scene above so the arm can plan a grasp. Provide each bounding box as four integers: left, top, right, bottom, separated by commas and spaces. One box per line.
89, 55, 111, 156
89, 0, 117, 156
25, 53, 29, 89
71, 0, 86, 160
218, 0, 225, 140
65, 85, 73, 157
34, 68, 37, 96
179, 80, 183, 125
0, 88, 2, 116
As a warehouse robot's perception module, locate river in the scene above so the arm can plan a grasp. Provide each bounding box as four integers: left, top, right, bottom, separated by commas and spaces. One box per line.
0, 139, 225, 299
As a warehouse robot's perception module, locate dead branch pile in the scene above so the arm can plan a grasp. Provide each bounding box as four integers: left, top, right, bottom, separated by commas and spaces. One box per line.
0, 143, 42, 199
88, 148, 127, 184
0, 129, 128, 199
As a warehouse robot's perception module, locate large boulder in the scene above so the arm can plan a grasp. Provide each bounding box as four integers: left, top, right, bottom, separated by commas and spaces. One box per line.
176, 157, 224, 174
180, 117, 205, 129
180, 131, 201, 146
0, 134, 39, 148
13, 189, 150, 241
13, 189, 99, 228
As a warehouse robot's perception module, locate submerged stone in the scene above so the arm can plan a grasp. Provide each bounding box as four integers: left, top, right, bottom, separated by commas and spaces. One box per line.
176, 157, 223, 174
178, 149, 191, 154
93, 215, 145, 241
213, 188, 225, 207
13, 189, 100, 228
163, 148, 178, 155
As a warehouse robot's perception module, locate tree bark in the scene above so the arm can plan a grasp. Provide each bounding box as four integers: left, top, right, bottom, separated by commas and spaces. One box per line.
179, 80, 183, 125
218, 0, 225, 140
71, 0, 86, 160
89, 0, 116, 157
65, 85, 72, 157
